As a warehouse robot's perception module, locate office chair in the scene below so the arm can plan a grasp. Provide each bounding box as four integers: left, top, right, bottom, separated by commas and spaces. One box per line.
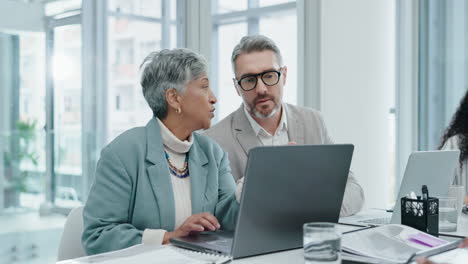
57, 206, 86, 261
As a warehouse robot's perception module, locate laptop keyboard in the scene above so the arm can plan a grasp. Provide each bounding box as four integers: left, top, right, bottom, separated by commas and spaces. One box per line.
359, 217, 391, 225
203, 238, 232, 253
207, 239, 232, 248
206, 239, 232, 247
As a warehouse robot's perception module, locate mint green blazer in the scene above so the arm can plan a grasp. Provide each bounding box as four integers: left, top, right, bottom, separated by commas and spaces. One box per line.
82, 118, 239, 255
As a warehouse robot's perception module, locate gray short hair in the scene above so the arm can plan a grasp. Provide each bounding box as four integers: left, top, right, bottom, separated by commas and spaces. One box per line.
140, 48, 208, 119
231, 35, 283, 74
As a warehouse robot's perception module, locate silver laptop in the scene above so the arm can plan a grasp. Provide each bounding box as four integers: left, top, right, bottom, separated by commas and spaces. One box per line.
171, 144, 354, 259
341, 150, 460, 226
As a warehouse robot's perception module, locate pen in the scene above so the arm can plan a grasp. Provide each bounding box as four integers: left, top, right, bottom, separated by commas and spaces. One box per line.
422, 185, 429, 200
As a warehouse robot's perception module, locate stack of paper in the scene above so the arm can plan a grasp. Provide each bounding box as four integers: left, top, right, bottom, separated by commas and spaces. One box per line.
342, 224, 450, 263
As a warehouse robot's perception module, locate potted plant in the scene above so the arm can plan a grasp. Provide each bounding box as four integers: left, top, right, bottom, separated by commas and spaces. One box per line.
3, 120, 39, 208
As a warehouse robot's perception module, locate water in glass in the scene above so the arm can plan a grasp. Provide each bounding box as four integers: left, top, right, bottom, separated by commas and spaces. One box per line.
439, 197, 458, 232
303, 223, 341, 264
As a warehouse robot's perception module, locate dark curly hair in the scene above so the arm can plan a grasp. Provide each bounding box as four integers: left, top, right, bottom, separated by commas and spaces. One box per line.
439, 90, 468, 165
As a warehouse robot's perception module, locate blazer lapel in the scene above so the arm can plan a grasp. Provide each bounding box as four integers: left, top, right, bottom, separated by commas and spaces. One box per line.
233, 105, 261, 156
286, 104, 305, 144
145, 118, 175, 231
188, 140, 209, 214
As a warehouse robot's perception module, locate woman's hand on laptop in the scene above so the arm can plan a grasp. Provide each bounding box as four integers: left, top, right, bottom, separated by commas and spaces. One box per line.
163, 213, 221, 244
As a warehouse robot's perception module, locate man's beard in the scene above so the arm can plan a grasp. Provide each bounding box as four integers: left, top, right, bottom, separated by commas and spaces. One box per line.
248, 98, 281, 119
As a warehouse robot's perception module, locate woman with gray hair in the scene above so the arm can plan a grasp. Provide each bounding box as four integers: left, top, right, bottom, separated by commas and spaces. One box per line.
82, 49, 239, 255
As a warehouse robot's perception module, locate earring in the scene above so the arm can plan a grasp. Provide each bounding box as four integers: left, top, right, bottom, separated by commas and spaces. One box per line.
176, 107, 181, 114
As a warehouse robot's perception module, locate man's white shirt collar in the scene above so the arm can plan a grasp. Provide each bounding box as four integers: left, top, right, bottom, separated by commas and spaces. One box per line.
243, 103, 288, 137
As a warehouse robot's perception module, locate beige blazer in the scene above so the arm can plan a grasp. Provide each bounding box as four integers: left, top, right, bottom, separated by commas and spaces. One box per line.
204, 103, 365, 216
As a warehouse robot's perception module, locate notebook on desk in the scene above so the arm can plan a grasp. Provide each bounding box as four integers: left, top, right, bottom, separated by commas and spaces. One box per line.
171, 144, 354, 259
342, 224, 463, 264
340, 150, 460, 226
56, 244, 230, 264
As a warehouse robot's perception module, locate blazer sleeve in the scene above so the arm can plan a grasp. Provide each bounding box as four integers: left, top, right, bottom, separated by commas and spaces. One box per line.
82, 147, 142, 255
339, 170, 365, 217
214, 151, 240, 231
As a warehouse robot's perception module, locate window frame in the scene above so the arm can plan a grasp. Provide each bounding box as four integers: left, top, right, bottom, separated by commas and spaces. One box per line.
42, 0, 182, 210
394, 0, 419, 199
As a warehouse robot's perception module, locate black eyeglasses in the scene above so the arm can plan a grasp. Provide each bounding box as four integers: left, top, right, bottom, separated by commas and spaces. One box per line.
236, 68, 282, 91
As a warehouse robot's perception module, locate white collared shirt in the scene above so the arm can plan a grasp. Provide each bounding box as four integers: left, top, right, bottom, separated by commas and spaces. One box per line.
243, 103, 289, 146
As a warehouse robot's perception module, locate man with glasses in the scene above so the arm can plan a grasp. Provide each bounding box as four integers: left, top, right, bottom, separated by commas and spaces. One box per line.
205, 35, 364, 216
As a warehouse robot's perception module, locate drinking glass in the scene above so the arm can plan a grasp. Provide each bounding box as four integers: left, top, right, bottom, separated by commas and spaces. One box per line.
303, 222, 342, 264
439, 197, 458, 232
448, 185, 465, 216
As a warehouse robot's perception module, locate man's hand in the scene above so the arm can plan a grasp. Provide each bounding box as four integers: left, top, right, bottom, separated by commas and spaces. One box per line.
163, 213, 220, 244
416, 258, 436, 264
458, 238, 468, 248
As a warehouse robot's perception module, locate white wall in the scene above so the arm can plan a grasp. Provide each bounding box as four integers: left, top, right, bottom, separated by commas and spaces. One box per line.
320, 0, 396, 208
0, 0, 44, 32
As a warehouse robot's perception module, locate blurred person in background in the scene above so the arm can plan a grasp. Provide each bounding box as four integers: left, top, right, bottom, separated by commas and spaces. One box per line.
439, 90, 468, 204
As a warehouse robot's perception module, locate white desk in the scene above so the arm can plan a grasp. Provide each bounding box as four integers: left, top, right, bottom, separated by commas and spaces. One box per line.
55, 224, 368, 264
57, 216, 468, 264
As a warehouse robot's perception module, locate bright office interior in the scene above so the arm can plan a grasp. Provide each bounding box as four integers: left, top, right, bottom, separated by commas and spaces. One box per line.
0, 0, 466, 263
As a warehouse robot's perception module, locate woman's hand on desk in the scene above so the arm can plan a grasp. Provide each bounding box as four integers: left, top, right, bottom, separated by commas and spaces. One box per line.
163, 213, 221, 244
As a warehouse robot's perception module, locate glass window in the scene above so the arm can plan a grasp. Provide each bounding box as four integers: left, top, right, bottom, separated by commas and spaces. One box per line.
45, 0, 82, 17
52, 24, 83, 206
1, 32, 46, 211
214, 23, 248, 119
259, 0, 295, 7
216, 0, 248, 14
418, 0, 468, 150
108, 0, 163, 18
107, 1, 178, 142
